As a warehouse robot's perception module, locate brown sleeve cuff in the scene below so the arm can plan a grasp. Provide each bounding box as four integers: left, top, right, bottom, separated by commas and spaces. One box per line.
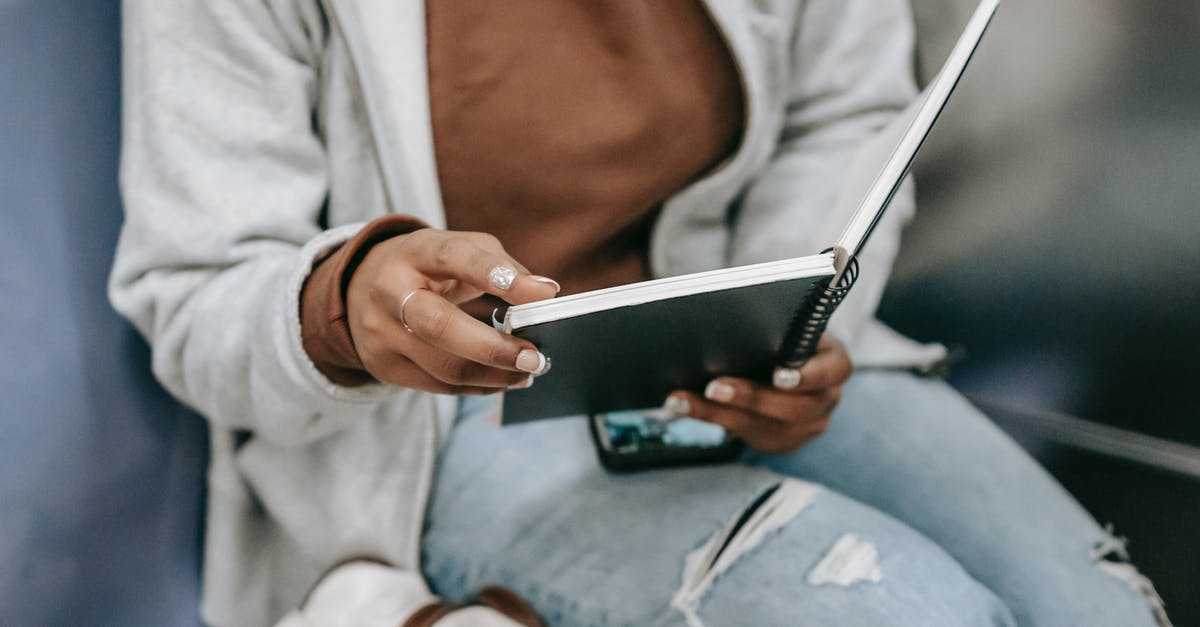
301, 215, 430, 387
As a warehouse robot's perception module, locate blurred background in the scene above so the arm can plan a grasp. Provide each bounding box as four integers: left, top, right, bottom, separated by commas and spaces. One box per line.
1, 0, 1196, 625
890, 0, 1200, 622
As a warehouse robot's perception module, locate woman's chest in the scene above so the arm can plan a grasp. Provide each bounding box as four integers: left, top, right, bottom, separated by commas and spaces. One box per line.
314, 0, 797, 232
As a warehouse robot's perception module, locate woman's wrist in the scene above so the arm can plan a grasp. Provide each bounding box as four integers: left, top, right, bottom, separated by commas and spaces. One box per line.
299, 215, 430, 386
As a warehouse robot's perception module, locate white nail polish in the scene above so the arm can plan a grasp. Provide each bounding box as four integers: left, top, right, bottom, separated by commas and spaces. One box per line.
773, 367, 802, 390
664, 396, 691, 418
705, 380, 736, 403
516, 349, 545, 373
530, 276, 562, 293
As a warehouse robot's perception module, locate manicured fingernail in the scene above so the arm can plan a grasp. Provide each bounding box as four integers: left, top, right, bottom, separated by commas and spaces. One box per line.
705, 380, 736, 403
508, 375, 534, 390
530, 276, 561, 294
664, 395, 691, 418
515, 349, 551, 375
488, 265, 518, 290
773, 367, 802, 390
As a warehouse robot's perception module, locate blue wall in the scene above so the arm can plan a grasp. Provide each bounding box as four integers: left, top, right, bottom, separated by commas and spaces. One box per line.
0, 2, 207, 624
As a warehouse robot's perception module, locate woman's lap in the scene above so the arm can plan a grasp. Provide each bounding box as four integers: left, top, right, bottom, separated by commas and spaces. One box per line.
746, 370, 1160, 626
421, 372, 1160, 627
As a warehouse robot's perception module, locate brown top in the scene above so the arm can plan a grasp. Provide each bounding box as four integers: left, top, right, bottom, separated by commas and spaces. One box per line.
302, 0, 743, 384
430, 0, 743, 303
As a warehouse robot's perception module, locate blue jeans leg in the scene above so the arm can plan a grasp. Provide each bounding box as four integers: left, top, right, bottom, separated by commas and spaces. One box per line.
422, 395, 1015, 627
744, 370, 1165, 627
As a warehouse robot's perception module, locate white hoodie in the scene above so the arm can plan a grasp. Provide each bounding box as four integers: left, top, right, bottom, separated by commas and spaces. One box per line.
111, 0, 940, 624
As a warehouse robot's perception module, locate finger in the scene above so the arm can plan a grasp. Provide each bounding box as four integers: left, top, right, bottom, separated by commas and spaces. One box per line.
366, 350, 526, 396
397, 288, 552, 376
456, 231, 531, 273
402, 339, 539, 388
404, 230, 559, 305
702, 377, 837, 424
668, 391, 827, 454
439, 232, 541, 304
775, 336, 853, 392
665, 391, 755, 436
754, 417, 832, 454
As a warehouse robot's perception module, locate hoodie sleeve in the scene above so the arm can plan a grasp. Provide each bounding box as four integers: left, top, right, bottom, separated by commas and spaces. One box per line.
110, 0, 415, 446
728, 0, 920, 355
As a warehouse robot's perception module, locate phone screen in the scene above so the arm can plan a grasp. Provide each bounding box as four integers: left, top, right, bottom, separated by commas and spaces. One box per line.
595, 409, 731, 454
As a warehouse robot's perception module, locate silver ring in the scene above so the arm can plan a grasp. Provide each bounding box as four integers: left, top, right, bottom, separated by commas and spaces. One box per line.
398, 288, 424, 333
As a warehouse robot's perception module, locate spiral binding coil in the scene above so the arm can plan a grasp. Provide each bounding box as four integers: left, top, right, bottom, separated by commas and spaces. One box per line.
778, 256, 859, 367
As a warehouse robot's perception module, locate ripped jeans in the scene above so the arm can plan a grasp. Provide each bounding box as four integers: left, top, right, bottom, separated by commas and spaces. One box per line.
421, 371, 1167, 627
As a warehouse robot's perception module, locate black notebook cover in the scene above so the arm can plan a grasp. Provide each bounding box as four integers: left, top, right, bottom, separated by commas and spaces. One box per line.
500, 0, 999, 424
501, 272, 833, 423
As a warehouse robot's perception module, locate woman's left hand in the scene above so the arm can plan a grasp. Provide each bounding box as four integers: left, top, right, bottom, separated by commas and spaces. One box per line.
666, 335, 853, 454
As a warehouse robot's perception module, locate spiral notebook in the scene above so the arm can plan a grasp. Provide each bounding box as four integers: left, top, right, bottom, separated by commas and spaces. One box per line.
500, 0, 1000, 424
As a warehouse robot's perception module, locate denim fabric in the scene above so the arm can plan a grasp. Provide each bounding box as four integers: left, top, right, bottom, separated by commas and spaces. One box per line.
422, 371, 1161, 627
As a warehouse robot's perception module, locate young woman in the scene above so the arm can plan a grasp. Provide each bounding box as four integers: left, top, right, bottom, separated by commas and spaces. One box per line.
111, 0, 1167, 625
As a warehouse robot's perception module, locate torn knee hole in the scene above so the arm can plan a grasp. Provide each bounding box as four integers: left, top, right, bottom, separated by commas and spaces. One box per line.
671, 479, 821, 627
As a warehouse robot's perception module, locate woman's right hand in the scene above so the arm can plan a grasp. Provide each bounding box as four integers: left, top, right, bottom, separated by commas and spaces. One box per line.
345, 229, 560, 395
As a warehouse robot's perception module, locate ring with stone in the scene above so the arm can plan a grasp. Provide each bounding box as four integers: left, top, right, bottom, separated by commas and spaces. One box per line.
488, 265, 518, 291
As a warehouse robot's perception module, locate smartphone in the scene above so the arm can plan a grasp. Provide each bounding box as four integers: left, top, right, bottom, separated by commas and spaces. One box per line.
588, 408, 743, 472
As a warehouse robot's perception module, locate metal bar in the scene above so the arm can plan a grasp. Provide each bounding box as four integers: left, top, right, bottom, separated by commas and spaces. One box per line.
972, 395, 1200, 481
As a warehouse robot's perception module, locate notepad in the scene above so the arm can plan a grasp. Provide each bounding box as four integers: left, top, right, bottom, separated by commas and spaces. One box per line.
501, 0, 1000, 423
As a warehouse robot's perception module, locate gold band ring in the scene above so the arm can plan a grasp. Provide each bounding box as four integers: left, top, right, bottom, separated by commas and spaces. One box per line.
398, 288, 424, 334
